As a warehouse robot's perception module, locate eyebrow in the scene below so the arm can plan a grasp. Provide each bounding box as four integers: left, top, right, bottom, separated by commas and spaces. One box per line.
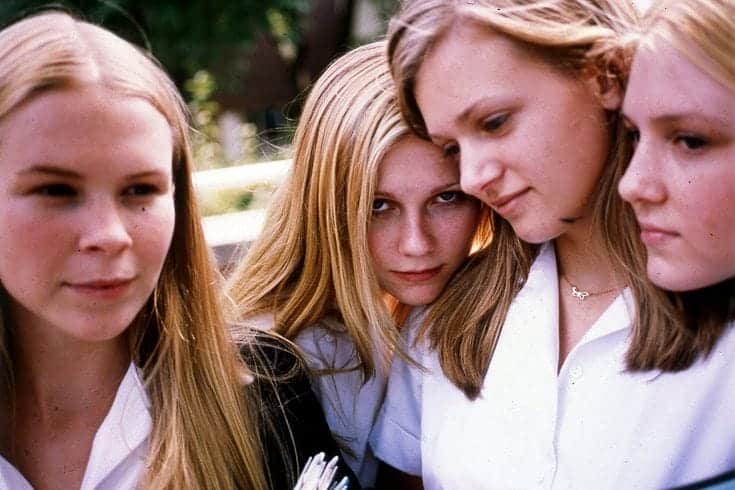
17, 165, 169, 180
17, 165, 82, 179
428, 95, 512, 141
375, 182, 462, 199
623, 110, 728, 128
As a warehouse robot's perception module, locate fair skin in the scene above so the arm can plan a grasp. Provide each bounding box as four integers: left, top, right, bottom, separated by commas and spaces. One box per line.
0, 84, 175, 489
619, 38, 735, 292
414, 21, 622, 367
368, 135, 480, 306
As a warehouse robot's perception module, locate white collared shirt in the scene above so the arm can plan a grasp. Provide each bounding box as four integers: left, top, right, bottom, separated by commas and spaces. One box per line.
247, 312, 387, 488
0, 363, 151, 490
370, 242, 735, 489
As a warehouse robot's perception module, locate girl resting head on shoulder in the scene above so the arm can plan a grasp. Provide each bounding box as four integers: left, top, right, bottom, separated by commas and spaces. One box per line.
228, 40, 489, 488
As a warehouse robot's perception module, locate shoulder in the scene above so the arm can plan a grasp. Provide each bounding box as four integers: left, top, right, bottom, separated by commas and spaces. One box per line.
239, 331, 361, 488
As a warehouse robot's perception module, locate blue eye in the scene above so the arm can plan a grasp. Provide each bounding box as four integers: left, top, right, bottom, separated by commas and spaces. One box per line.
437, 191, 461, 203
372, 199, 389, 213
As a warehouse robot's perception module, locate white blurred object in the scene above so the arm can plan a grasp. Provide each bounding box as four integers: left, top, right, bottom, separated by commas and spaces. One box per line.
293, 453, 350, 490
632, 0, 653, 11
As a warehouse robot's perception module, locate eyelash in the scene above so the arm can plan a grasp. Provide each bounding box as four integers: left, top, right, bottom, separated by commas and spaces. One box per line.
123, 183, 161, 197
31, 183, 163, 201
371, 192, 466, 215
440, 113, 511, 157
372, 198, 390, 214
482, 113, 509, 132
673, 133, 709, 152
436, 191, 463, 204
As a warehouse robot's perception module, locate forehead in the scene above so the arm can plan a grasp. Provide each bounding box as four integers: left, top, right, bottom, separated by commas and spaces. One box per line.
377, 136, 457, 189
416, 20, 534, 94
624, 37, 735, 125
0, 85, 174, 174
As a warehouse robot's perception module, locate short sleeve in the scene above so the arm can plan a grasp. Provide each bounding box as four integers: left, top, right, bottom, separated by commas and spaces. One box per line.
369, 314, 425, 477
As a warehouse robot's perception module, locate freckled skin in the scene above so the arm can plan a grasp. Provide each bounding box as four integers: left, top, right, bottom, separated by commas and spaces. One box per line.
368, 136, 480, 306
619, 40, 735, 291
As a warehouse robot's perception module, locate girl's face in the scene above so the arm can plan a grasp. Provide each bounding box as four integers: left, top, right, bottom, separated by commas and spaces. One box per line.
368, 136, 480, 306
414, 21, 615, 244
619, 39, 735, 291
0, 85, 176, 345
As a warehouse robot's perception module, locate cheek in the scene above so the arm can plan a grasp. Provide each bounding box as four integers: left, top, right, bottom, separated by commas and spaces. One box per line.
687, 177, 735, 258
0, 205, 72, 273
367, 221, 399, 287
440, 208, 480, 257
129, 199, 176, 268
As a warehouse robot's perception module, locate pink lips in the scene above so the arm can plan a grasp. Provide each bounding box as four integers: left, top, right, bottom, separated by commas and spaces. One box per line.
66, 278, 135, 299
490, 188, 529, 216
392, 266, 443, 283
639, 222, 679, 246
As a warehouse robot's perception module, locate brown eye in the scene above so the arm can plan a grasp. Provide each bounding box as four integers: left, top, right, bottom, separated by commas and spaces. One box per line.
124, 184, 159, 196
442, 143, 459, 158
34, 183, 76, 197
482, 113, 509, 132
674, 134, 708, 152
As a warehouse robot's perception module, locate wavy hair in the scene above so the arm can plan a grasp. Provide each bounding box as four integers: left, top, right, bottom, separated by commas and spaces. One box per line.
386, 0, 703, 400
0, 12, 272, 489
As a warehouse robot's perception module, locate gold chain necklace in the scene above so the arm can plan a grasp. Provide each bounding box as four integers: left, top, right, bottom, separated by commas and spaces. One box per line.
561, 275, 618, 301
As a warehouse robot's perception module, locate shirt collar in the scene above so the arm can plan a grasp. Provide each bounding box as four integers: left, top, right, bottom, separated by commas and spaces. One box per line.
80, 362, 152, 489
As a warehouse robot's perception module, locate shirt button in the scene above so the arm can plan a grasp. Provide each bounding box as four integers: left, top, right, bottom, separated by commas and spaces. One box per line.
570, 365, 583, 380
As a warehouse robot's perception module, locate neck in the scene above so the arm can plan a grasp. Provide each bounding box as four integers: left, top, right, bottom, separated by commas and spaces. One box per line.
554, 222, 621, 292
11, 323, 129, 430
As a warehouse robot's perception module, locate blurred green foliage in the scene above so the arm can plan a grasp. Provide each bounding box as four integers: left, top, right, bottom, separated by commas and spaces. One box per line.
0, 0, 308, 86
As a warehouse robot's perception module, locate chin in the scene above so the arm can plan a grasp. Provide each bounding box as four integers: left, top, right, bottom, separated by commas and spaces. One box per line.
393, 290, 441, 307
513, 225, 560, 245
647, 261, 727, 293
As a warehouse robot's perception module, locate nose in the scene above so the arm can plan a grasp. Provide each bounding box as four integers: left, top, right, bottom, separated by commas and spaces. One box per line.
398, 211, 434, 257
618, 137, 667, 205
77, 198, 133, 255
458, 140, 504, 201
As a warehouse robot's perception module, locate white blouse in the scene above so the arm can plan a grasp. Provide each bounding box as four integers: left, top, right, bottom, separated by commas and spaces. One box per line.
295, 318, 387, 489
370, 242, 735, 489
0, 363, 150, 490
248, 313, 387, 488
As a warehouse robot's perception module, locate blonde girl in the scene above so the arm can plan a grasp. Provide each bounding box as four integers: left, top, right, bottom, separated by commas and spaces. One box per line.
229, 41, 488, 488
371, 1, 735, 488
0, 11, 350, 490
619, 1, 735, 484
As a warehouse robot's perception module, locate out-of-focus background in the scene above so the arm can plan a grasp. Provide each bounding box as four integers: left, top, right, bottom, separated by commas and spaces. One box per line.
1, 0, 400, 263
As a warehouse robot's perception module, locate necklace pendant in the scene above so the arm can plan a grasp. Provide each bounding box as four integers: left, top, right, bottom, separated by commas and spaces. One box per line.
571, 286, 590, 300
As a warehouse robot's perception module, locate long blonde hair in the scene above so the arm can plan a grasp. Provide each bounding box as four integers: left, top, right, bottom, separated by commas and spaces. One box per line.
0, 12, 270, 489
387, 0, 702, 400
630, 0, 735, 352
228, 41, 492, 380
